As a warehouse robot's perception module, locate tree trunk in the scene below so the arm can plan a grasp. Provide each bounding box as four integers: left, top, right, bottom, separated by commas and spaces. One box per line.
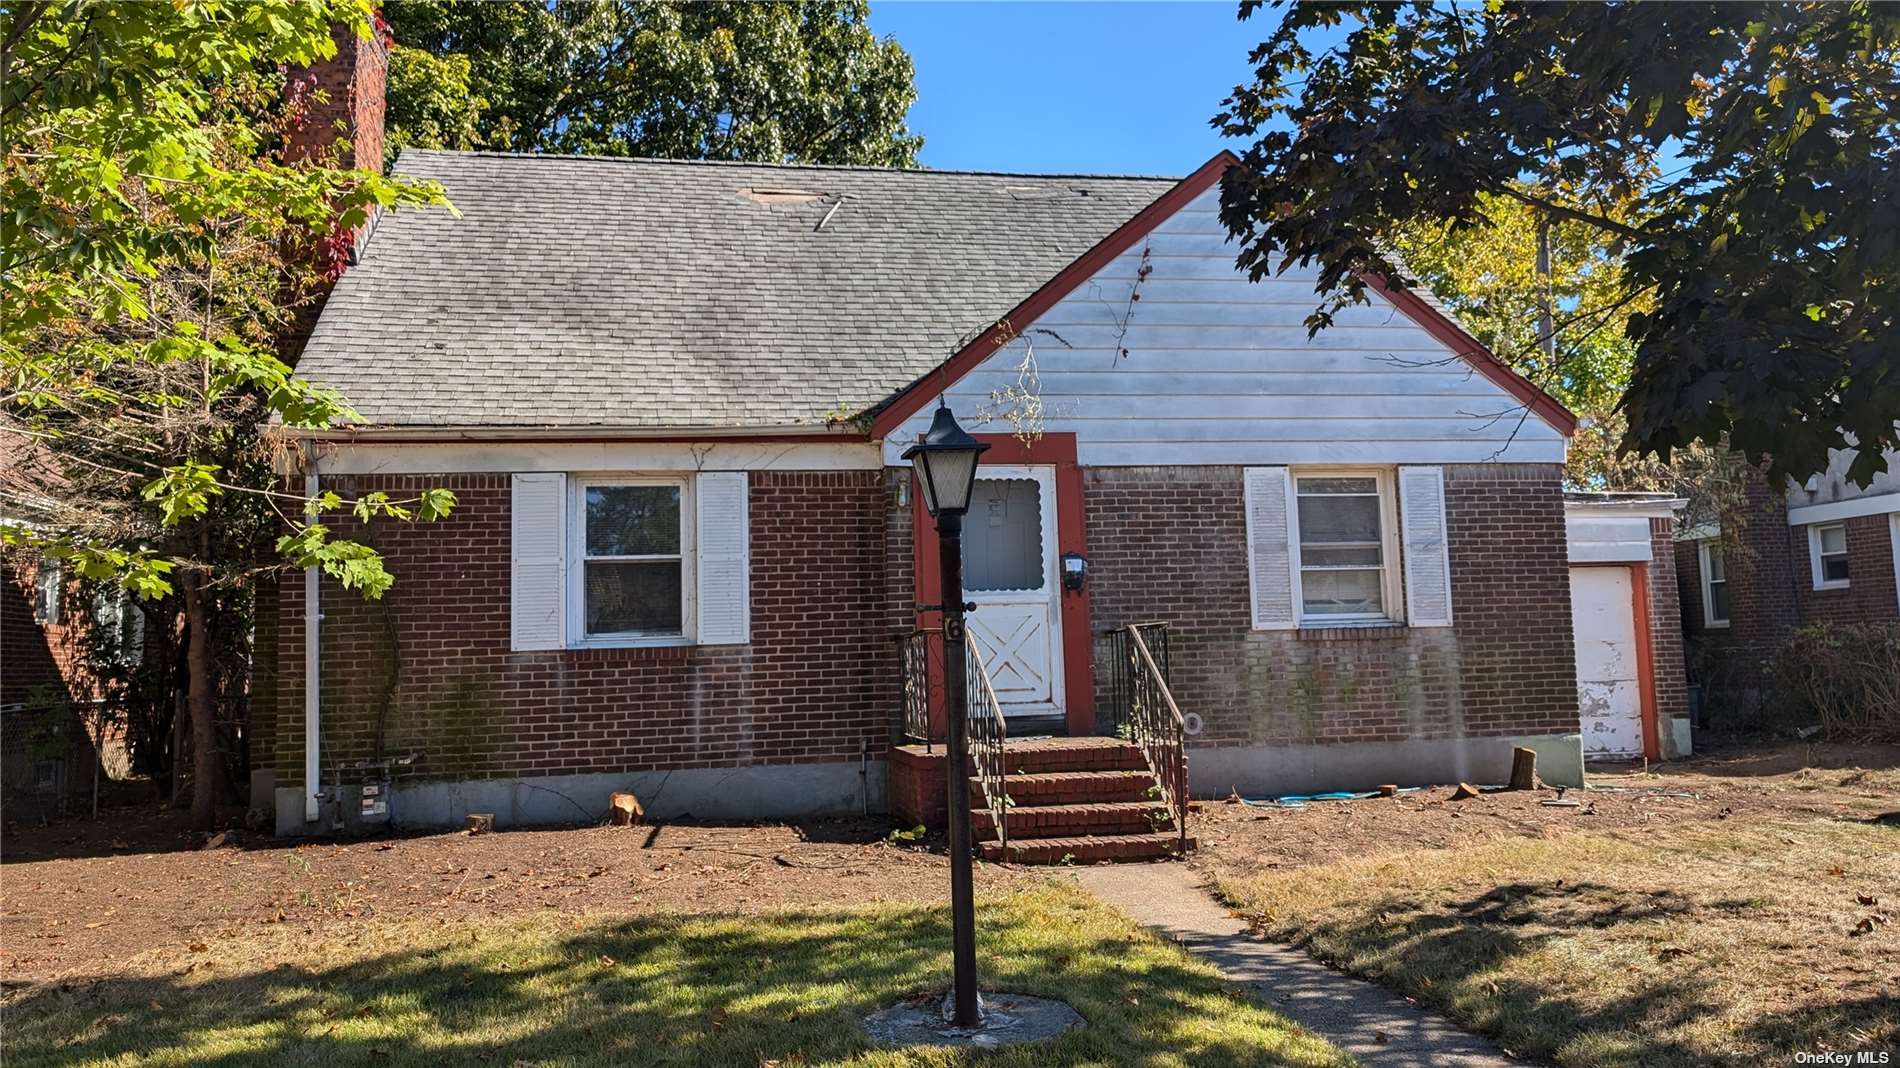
182, 575, 221, 832
170, 690, 188, 808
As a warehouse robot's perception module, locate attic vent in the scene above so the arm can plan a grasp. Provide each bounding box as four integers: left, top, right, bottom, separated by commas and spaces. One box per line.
1001, 185, 1090, 201
739, 187, 825, 206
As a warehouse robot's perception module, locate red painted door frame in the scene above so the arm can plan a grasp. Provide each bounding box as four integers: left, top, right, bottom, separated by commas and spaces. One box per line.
1628, 562, 1663, 761
912, 432, 1093, 737
1571, 561, 1662, 761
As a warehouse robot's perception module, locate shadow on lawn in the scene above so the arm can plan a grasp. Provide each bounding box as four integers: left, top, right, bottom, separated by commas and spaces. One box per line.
3, 900, 1343, 1068
1301, 880, 1898, 1067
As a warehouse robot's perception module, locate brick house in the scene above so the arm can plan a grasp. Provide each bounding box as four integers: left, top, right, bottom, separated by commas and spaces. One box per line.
1, 437, 142, 816
269, 142, 1602, 836
1676, 446, 1900, 711
263, 40, 1612, 845
0, 554, 140, 817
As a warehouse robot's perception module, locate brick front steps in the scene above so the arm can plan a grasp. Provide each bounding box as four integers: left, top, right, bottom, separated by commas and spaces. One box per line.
971, 738, 1193, 864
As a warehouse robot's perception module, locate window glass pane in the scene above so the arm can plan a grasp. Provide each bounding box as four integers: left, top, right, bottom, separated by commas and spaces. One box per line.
1819, 525, 1847, 555
1298, 494, 1381, 546
585, 561, 683, 635
1297, 477, 1378, 495
1302, 569, 1383, 616
1704, 545, 1724, 582
962, 478, 1044, 592
586, 486, 680, 557
1823, 555, 1850, 582
1709, 581, 1730, 621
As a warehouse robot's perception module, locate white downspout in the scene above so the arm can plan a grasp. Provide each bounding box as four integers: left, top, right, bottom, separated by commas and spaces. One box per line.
303, 470, 321, 823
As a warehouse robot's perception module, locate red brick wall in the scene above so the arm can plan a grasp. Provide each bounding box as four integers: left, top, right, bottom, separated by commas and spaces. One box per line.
271, 471, 900, 787
1083, 463, 1578, 750
1794, 512, 1899, 626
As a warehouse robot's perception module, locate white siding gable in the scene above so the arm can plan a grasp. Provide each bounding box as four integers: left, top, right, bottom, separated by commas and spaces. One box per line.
883, 188, 1567, 466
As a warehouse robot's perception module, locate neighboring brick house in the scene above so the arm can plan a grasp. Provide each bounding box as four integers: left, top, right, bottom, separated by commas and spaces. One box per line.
265, 40, 1610, 835
1676, 447, 1900, 712
0, 555, 138, 816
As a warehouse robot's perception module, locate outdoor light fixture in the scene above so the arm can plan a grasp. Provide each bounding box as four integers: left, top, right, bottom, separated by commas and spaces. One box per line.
902, 401, 989, 1028
903, 402, 990, 519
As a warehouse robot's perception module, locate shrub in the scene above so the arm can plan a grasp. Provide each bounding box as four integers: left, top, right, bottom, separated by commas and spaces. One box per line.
1773, 622, 1900, 742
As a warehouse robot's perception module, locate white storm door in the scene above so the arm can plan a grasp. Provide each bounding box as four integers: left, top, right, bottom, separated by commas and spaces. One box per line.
962, 465, 1063, 718
1568, 565, 1644, 759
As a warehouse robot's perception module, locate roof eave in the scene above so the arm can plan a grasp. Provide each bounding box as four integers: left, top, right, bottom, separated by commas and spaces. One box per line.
281, 423, 874, 445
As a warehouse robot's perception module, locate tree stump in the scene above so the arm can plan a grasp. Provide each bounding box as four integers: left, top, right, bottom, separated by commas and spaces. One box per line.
1508, 747, 1538, 791
609, 792, 644, 827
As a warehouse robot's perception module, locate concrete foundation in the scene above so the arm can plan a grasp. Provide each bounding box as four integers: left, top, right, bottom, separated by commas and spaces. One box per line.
275, 759, 887, 837
1187, 733, 1585, 798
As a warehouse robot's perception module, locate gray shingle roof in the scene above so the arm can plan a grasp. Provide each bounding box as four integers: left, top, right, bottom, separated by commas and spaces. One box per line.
297, 150, 1178, 430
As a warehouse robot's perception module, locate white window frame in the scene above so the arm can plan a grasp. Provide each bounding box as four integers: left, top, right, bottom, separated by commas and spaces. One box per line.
32, 562, 61, 625
1288, 467, 1405, 627
1808, 522, 1850, 590
566, 475, 696, 648
1697, 539, 1730, 629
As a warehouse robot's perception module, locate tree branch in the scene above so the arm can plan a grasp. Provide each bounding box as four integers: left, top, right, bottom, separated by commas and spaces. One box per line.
1492, 184, 1656, 244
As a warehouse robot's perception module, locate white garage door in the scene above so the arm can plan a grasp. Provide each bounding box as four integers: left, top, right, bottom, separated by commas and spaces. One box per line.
1568, 566, 1644, 759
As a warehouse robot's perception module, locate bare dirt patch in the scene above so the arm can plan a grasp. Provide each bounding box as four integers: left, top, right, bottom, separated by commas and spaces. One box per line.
0, 814, 1040, 984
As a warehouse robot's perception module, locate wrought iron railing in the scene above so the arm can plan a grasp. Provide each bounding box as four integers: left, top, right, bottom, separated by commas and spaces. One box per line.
1120, 623, 1189, 852
1100, 621, 1171, 738
893, 628, 941, 749
965, 634, 1009, 854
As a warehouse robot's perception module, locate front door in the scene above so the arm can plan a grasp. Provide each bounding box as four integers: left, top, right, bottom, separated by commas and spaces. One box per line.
962, 465, 1063, 719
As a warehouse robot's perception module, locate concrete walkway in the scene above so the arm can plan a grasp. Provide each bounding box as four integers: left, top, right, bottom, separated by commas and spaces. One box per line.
1073, 864, 1519, 1067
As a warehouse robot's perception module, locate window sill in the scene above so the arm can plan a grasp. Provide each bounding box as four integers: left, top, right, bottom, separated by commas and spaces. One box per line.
1294, 621, 1410, 641
1703, 621, 1731, 630
1813, 581, 1851, 592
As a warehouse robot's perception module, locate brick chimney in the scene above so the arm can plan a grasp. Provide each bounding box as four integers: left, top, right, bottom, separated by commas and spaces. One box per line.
284, 18, 388, 171
280, 17, 390, 360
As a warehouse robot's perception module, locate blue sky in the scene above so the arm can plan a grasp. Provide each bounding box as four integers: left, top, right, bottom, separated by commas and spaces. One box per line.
866, 2, 1275, 176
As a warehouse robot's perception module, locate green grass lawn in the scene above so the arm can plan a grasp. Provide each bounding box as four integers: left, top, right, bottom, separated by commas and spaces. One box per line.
3, 883, 1352, 1068
1212, 819, 1899, 1068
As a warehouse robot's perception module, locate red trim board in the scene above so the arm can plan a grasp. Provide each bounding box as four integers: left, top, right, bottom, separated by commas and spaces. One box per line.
911, 433, 1093, 737
1629, 562, 1662, 761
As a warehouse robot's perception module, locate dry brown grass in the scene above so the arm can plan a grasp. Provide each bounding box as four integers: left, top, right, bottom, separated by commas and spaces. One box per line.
1214, 817, 1899, 1067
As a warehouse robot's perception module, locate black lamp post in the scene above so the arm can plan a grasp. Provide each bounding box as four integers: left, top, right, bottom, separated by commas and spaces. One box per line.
902, 402, 990, 1029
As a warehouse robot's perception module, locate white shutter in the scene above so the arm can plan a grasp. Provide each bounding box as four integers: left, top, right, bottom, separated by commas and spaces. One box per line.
1243, 467, 1297, 629
695, 471, 751, 645
1399, 466, 1454, 627
510, 473, 567, 651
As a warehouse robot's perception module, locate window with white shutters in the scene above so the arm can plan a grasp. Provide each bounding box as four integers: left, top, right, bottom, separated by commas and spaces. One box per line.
510, 471, 750, 649
1244, 465, 1453, 629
